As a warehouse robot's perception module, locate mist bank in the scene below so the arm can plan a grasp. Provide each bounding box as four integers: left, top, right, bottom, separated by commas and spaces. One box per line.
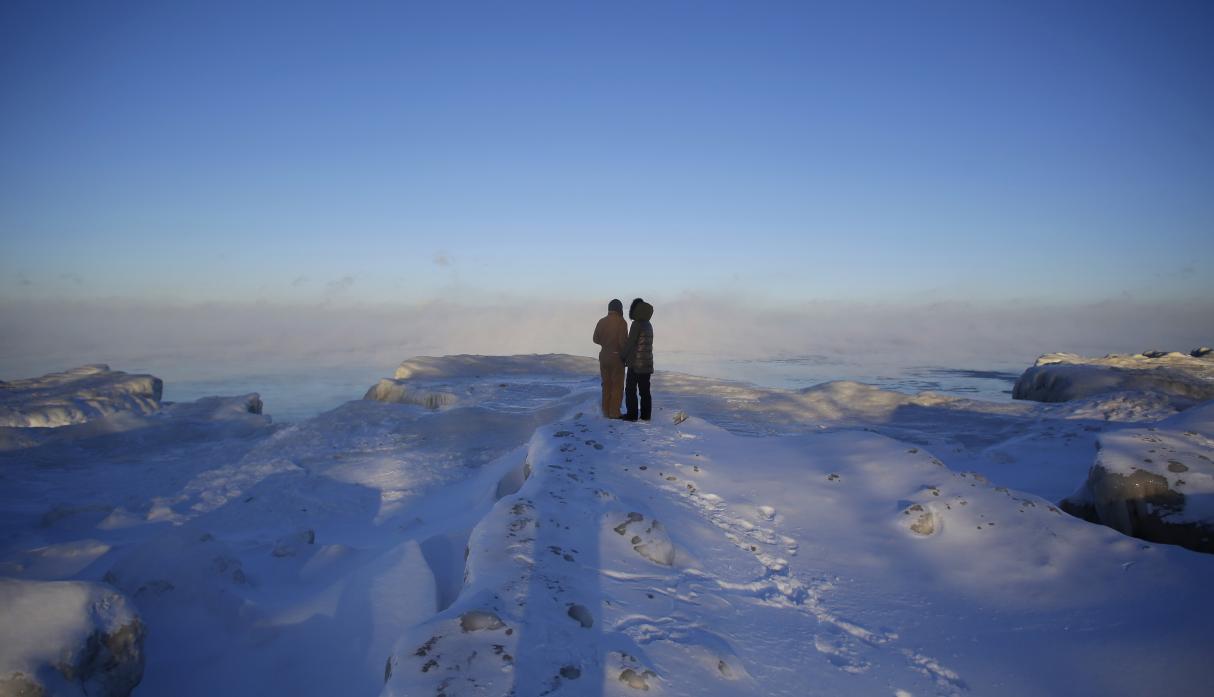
2, 297, 1211, 381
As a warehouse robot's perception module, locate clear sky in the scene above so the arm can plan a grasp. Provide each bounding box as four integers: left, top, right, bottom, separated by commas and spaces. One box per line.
2, 0, 1212, 307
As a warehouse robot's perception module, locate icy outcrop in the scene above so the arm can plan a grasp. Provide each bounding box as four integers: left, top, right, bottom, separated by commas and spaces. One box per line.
0, 579, 144, 697
0, 365, 162, 428
392, 354, 597, 380
365, 354, 596, 411
1062, 401, 1214, 553
162, 393, 263, 419
363, 379, 457, 409
0, 392, 270, 453
1013, 351, 1214, 406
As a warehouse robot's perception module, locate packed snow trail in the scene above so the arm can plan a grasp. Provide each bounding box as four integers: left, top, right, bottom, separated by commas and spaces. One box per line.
383, 397, 1214, 696
384, 407, 969, 696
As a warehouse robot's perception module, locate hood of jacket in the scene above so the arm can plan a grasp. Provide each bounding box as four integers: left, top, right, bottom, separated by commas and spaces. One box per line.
633, 301, 654, 322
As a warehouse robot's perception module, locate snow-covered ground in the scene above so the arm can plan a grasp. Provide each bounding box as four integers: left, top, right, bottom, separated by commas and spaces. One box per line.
1, 354, 1212, 696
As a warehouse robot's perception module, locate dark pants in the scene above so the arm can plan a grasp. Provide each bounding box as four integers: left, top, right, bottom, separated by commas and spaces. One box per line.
624, 370, 651, 421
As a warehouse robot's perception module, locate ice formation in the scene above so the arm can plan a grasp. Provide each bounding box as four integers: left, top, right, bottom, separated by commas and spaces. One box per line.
0, 365, 162, 428
1013, 350, 1214, 406
2, 352, 1213, 696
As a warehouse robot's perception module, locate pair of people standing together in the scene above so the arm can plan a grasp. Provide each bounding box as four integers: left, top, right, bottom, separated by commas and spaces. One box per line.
593, 298, 654, 421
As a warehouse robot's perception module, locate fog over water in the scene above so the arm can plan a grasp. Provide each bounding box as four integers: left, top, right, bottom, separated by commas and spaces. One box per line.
149, 356, 1025, 424
4, 297, 1209, 422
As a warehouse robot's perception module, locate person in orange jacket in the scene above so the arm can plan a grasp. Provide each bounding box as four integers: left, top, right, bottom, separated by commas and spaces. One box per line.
592, 298, 629, 418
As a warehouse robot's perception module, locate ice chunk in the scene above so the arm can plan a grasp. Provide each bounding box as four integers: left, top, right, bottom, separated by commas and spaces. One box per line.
363, 379, 457, 409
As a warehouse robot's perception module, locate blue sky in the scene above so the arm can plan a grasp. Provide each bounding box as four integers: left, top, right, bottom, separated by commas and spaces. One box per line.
2, 0, 1212, 307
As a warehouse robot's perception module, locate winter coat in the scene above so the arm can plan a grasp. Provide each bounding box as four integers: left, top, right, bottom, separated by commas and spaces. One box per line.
593, 310, 628, 362
621, 301, 654, 374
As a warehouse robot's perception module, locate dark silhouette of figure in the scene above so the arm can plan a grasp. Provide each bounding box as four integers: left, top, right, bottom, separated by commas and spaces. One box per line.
620, 298, 654, 421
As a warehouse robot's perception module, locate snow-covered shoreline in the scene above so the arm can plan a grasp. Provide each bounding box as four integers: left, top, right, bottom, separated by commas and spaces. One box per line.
2, 352, 1212, 696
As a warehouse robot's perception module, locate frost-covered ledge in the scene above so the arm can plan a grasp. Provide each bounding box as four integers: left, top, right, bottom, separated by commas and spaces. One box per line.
0, 365, 163, 428
1013, 350, 1214, 406
365, 354, 598, 410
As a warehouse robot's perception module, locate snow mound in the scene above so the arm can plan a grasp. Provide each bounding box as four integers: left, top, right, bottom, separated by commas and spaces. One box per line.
1053, 390, 1183, 422
1062, 400, 1214, 552
363, 379, 458, 409
366, 354, 597, 412
1013, 351, 1214, 406
162, 393, 263, 419
393, 354, 597, 380
0, 365, 162, 428
795, 380, 960, 420
0, 578, 144, 697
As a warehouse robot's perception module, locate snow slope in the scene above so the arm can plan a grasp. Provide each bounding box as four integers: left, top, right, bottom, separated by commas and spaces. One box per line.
2, 355, 1213, 696
384, 411, 1213, 697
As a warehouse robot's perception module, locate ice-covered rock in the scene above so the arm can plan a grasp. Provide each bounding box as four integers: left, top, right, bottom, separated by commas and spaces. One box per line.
0, 392, 271, 454
0, 578, 144, 697
0, 365, 162, 428
392, 354, 597, 380
1013, 352, 1214, 406
365, 354, 596, 412
1062, 401, 1214, 553
362, 379, 457, 409
162, 393, 263, 419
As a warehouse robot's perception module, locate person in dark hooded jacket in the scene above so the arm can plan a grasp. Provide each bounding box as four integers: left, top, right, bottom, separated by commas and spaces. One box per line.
620, 298, 654, 421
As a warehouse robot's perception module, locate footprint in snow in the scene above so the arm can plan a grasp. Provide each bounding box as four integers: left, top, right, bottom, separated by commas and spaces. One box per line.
566, 603, 594, 628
